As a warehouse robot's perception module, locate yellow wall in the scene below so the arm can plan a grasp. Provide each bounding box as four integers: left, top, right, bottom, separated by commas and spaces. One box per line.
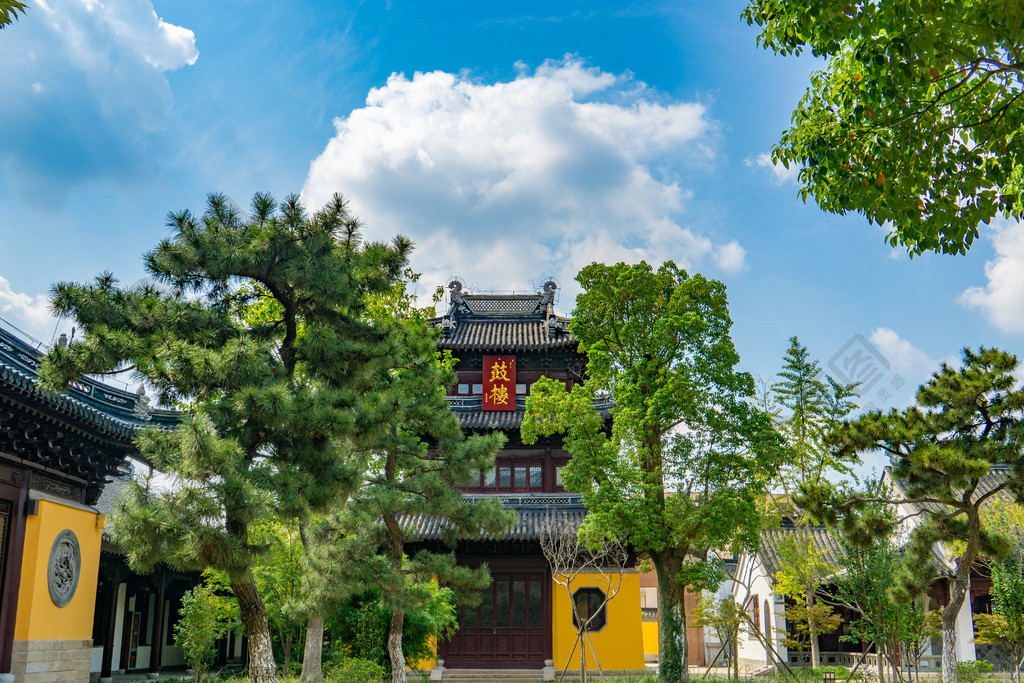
642, 620, 659, 656
14, 499, 104, 641
552, 572, 644, 671
407, 636, 436, 671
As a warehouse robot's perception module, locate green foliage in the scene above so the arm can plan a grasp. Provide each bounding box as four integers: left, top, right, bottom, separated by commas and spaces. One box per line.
522, 261, 782, 683
247, 520, 307, 671
976, 545, 1024, 681
39, 192, 411, 682
175, 575, 239, 683
324, 658, 388, 683
958, 660, 995, 683
800, 347, 1024, 683
772, 532, 840, 653
0, 0, 26, 28
353, 600, 389, 663
328, 586, 456, 671
743, 0, 1024, 256
802, 348, 1024, 590
771, 337, 859, 497
834, 502, 937, 674
322, 270, 509, 678
692, 594, 746, 676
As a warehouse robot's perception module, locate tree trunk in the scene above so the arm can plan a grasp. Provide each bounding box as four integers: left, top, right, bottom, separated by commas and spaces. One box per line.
654, 554, 689, 683
389, 604, 406, 683
231, 576, 278, 683
581, 627, 588, 683
300, 614, 324, 683
283, 629, 293, 675
733, 629, 739, 679
808, 589, 819, 668
941, 574, 970, 683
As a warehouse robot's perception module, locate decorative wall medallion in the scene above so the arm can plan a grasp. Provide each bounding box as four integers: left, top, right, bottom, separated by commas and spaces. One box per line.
48, 529, 80, 607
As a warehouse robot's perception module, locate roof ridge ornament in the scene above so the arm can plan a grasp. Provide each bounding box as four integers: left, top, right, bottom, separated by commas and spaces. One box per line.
447, 279, 470, 315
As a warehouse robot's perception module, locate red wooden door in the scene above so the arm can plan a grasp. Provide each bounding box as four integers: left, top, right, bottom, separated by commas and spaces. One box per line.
441, 569, 549, 668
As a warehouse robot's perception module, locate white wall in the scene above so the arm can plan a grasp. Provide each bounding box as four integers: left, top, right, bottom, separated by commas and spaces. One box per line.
92, 583, 128, 674
956, 588, 977, 662
161, 600, 187, 667
734, 555, 780, 672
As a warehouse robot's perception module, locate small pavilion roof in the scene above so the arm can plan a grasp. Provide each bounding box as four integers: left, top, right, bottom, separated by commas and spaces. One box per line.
431, 280, 577, 352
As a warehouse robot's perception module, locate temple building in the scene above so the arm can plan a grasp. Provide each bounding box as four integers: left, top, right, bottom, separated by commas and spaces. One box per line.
0, 321, 191, 682
406, 280, 649, 676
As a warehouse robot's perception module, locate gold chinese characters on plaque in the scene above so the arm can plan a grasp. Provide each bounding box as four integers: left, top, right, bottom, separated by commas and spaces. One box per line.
482, 355, 515, 412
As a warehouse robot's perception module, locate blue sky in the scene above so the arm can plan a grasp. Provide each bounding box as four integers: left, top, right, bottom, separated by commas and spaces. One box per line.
1, 0, 1022, 463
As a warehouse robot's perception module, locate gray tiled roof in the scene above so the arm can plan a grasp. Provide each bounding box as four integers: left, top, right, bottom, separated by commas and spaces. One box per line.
889, 465, 1014, 515
398, 497, 587, 542
452, 399, 612, 432
886, 465, 1016, 574
0, 324, 178, 442
437, 320, 576, 352
94, 476, 130, 541
758, 526, 846, 578
458, 410, 525, 430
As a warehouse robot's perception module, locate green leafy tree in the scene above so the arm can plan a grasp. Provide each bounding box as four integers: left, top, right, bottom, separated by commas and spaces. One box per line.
0, 0, 26, 28
772, 337, 858, 493
772, 533, 841, 665
328, 584, 458, 673
39, 192, 409, 683
833, 494, 937, 683
767, 338, 857, 665
800, 347, 1024, 683
249, 521, 307, 674
976, 500, 1024, 683
693, 594, 747, 678
175, 574, 239, 683
742, 0, 1024, 255
338, 279, 513, 683
522, 261, 782, 683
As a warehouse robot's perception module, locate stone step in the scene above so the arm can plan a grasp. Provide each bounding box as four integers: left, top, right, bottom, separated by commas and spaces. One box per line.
438, 670, 543, 682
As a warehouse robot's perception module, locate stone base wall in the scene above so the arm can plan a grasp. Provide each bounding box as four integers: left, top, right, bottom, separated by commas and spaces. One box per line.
10, 639, 92, 683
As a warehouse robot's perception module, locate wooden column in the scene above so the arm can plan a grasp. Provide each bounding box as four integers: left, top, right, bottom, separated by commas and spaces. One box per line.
100, 562, 124, 680
148, 569, 167, 676
0, 476, 28, 675
118, 584, 134, 672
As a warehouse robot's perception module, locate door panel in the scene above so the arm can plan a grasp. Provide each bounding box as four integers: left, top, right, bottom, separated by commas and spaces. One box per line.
440, 569, 550, 668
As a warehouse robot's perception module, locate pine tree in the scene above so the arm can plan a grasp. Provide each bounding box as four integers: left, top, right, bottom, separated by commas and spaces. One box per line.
802, 347, 1024, 683
335, 279, 513, 683
38, 192, 409, 683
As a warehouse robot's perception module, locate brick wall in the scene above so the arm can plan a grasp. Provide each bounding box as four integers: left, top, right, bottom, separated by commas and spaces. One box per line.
10, 639, 92, 683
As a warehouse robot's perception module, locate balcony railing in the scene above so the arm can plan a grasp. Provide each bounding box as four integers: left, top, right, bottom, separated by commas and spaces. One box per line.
445, 395, 614, 412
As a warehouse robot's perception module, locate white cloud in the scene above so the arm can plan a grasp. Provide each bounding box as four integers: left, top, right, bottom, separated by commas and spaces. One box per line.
869, 327, 939, 380
749, 152, 801, 185
714, 240, 747, 273
0, 0, 197, 201
302, 57, 741, 302
959, 219, 1024, 334
0, 277, 57, 342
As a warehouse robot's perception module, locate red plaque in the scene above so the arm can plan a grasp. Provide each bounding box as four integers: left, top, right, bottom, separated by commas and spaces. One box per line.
482, 355, 516, 412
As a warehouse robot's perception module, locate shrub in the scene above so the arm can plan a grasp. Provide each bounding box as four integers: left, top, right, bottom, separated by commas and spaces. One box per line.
174, 579, 237, 683
325, 657, 388, 682
958, 660, 994, 683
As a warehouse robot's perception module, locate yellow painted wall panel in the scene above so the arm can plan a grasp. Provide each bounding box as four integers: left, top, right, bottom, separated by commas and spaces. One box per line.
642, 620, 659, 656
407, 636, 436, 671
14, 500, 105, 641
551, 572, 644, 671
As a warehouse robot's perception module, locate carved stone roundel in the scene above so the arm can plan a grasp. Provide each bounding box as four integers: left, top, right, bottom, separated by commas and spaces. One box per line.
48, 530, 80, 608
